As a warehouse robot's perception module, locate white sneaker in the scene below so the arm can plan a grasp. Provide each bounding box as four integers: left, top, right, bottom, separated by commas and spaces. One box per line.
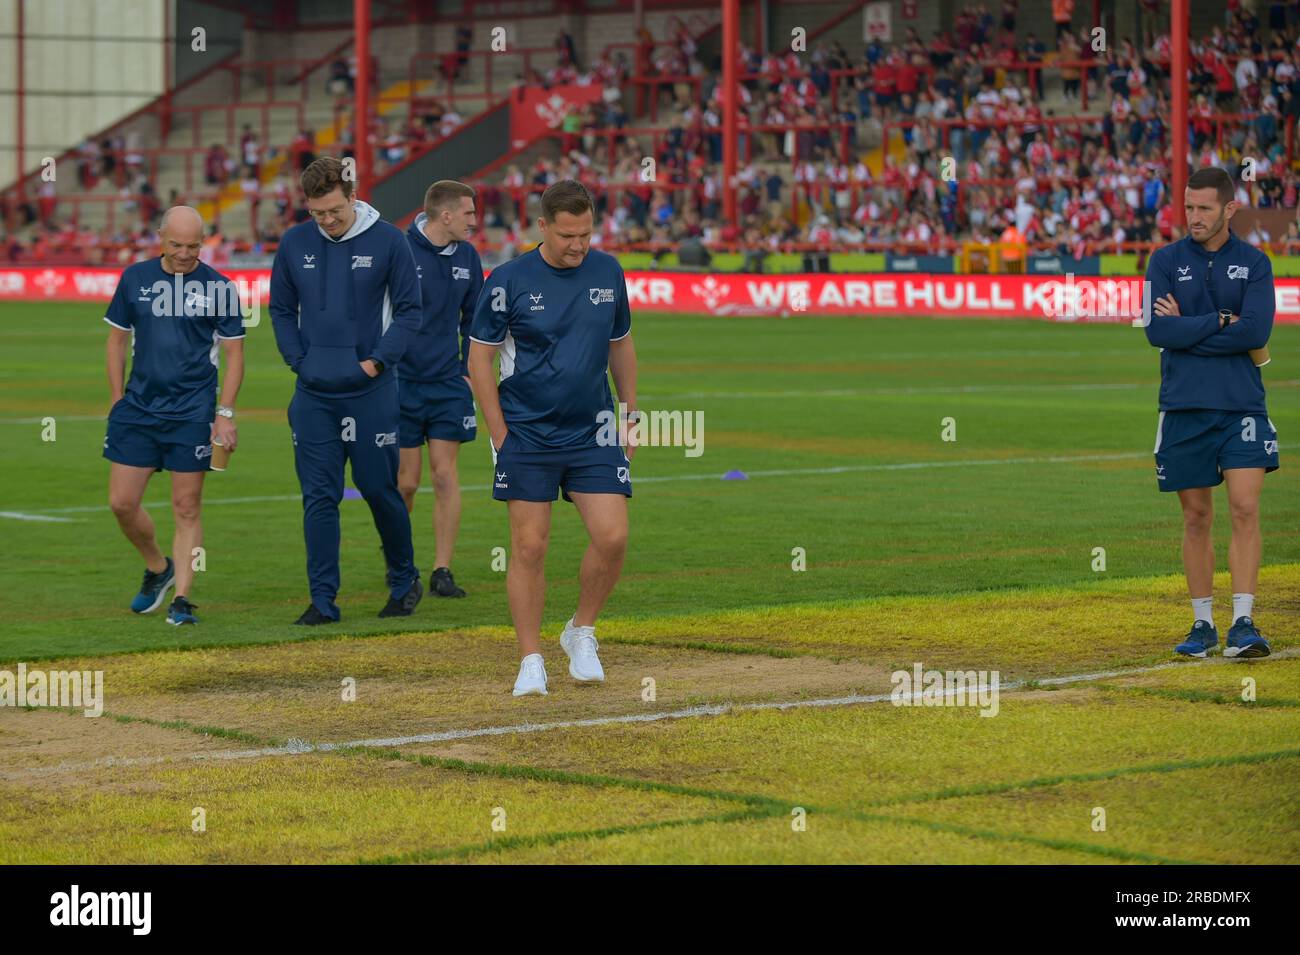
559, 617, 605, 683
512, 653, 548, 696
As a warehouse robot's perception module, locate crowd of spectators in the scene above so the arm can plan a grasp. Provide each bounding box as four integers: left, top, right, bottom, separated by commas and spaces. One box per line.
10, 3, 1300, 265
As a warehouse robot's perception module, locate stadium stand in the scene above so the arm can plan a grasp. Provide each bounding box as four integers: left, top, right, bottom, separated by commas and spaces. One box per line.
4, 0, 1300, 269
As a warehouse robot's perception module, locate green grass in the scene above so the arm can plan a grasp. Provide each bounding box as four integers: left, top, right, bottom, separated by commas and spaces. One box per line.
3, 303, 1299, 864
2, 304, 1297, 660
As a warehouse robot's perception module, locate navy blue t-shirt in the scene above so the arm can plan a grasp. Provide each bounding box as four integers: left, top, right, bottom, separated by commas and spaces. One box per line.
469, 246, 631, 450
104, 258, 245, 422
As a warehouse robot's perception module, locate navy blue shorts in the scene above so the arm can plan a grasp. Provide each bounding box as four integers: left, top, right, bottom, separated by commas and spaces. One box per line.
104, 400, 211, 472
491, 435, 632, 503
398, 376, 477, 447
1154, 410, 1280, 491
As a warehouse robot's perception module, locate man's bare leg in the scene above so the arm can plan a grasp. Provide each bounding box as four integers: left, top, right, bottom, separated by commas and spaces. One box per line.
429, 439, 462, 569
1224, 467, 1265, 609
507, 500, 551, 657
170, 470, 205, 598
397, 446, 423, 512
568, 492, 628, 628
1176, 486, 1215, 599
108, 463, 166, 571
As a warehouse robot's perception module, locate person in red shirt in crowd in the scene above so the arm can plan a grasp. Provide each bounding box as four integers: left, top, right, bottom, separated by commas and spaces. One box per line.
1212, 51, 1236, 105
1191, 94, 1215, 148
1156, 201, 1176, 239
289, 130, 315, 174
873, 55, 898, 116
896, 53, 920, 100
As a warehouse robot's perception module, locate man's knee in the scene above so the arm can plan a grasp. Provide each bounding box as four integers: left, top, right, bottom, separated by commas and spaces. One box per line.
431, 461, 458, 495
171, 492, 202, 523
511, 530, 550, 566
590, 522, 628, 559
1229, 498, 1259, 525
397, 474, 420, 501
1181, 502, 1213, 534
108, 493, 140, 520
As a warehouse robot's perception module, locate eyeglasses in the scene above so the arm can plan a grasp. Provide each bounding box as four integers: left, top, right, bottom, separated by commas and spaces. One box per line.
308, 206, 349, 221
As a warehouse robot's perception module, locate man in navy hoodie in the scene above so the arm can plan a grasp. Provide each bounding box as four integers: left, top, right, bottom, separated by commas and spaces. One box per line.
1143, 166, 1277, 659
398, 180, 484, 599
270, 157, 424, 625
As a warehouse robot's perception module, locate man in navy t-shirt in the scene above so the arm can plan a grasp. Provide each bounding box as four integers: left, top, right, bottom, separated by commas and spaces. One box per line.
398, 180, 484, 599
1143, 166, 1277, 659
103, 206, 246, 626
468, 180, 638, 697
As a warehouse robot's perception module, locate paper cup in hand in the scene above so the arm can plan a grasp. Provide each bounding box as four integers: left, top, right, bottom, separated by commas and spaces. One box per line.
1249, 346, 1271, 367
210, 437, 233, 471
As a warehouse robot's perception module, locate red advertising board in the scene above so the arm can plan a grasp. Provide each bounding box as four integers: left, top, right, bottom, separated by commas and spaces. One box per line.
4, 268, 1300, 323
509, 83, 606, 149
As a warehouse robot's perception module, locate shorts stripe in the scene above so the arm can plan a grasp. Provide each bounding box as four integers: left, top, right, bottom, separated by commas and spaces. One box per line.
1153, 410, 1166, 454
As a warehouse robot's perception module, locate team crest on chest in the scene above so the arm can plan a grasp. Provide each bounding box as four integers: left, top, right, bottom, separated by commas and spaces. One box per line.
589, 287, 615, 304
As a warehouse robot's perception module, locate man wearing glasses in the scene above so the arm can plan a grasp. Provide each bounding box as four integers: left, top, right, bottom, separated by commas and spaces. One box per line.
270, 157, 425, 624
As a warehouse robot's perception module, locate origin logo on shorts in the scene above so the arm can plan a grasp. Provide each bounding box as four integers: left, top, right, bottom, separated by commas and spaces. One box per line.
589, 287, 615, 304
194, 444, 213, 460
462, 415, 475, 430
495, 470, 508, 489
374, 431, 397, 447
617, 466, 630, 484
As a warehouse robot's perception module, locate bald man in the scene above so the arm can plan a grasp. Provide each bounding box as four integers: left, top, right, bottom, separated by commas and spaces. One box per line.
103, 206, 246, 625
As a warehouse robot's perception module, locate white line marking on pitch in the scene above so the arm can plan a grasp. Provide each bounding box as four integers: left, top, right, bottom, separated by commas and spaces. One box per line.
650, 378, 1300, 400
4, 650, 1292, 782
0, 511, 77, 523
22, 450, 1161, 516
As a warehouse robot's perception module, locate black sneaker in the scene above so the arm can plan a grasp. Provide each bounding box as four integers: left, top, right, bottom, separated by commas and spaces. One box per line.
430, 566, 466, 598
294, 605, 338, 626
378, 576, 424, 617
166, 595, 198, 626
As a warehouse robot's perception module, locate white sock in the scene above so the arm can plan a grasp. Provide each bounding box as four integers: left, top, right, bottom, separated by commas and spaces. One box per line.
1232, 594, 1254, 623
1191, 596, 1214, 627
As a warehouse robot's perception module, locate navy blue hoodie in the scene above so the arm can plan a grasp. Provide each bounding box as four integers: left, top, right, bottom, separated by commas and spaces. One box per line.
1143, 231, 1274, 413
400, 213, 484, 382
270, 199, 423, 397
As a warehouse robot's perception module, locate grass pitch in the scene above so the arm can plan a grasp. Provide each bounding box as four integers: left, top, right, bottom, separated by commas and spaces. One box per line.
0, 304, 1296, 863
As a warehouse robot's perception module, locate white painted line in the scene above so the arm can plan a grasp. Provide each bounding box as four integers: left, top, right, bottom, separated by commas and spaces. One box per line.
648, 379, 1300, 400
3, 649, 1292, 783
21, 450, 1162, 516
0, 511, 78, 523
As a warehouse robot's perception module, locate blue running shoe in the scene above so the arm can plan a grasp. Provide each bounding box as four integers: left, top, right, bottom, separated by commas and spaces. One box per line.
1224, 617, 1270, 658
166, 595, 198, 626
1174, 620, 1218, 657
130, 557, 174, 613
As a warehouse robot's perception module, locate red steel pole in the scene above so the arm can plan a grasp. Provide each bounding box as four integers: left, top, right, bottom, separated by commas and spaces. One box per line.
722, 0, 738, 226
1171, 0, 1188, 230
16, 0, 24, 186
355, 0, 372, 199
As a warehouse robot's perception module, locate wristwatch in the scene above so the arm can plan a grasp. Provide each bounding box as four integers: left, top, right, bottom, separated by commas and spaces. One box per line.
216, 404, 235, 419
1219, 309, 1232, 330
624, 410, 642, 424
369, 358, 385, 374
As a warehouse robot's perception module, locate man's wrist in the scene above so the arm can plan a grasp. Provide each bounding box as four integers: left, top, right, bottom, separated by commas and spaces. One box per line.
216, 404, 235, 419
